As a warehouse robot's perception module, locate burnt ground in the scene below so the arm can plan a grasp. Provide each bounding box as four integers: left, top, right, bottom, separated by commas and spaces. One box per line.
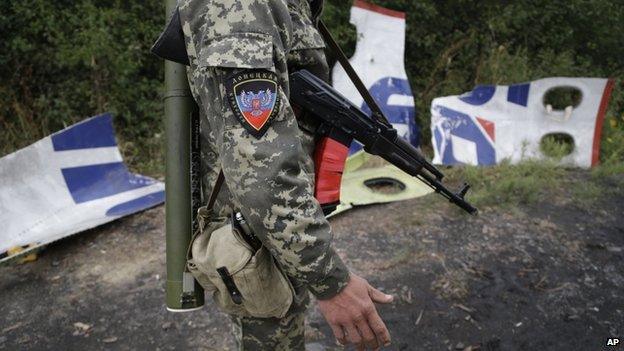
0, 170, 623, 351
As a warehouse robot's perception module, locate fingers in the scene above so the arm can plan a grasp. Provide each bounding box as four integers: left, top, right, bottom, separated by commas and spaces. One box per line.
344, 324, 363, 349
367, 284, 392, 347
366, 307, 391, 347
318, 275, 393, 350
368, 285, 394, 304
356, 318, 379, 350
329, 323, 346, 346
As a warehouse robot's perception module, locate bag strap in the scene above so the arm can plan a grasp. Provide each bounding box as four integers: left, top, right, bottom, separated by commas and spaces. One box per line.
317, 20, 391, 128
186, 170, 224, 264
207, 170, 224, 211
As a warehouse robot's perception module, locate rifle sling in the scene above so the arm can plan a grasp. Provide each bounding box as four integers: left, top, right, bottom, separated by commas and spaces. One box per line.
317, 20, 391, 127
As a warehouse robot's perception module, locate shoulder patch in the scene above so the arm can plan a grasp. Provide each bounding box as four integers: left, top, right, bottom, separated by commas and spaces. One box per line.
225, 70, 281, 138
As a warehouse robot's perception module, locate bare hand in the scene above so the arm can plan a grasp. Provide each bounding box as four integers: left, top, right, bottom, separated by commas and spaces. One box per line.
317, 273, 394, 350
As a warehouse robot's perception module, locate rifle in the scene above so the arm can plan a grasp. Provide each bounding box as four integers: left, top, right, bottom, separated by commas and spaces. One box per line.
290, 69, 478, 215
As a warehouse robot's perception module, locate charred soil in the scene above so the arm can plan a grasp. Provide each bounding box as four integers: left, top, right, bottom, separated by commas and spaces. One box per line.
1, 169, 622, 351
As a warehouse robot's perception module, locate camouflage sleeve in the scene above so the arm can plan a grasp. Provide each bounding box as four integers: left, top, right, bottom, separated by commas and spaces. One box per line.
179, 0, 350, 299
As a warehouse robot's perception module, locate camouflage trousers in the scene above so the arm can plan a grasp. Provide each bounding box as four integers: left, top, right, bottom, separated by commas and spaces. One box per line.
229, 288, 310, 350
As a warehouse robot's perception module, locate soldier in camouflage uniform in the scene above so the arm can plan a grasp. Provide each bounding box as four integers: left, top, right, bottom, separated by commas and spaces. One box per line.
177, 0, 393, 349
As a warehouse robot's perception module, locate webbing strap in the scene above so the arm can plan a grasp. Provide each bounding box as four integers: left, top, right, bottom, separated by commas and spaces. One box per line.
185, 170, 223, 264
206, 170, 224, 212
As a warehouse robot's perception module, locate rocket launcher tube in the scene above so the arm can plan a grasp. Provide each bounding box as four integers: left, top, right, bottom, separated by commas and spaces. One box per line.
290, 69, 478, 215
161, 0, 204, 312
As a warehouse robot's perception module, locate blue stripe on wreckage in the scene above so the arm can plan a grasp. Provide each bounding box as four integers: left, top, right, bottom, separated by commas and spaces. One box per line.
51, 113, 117, 151
507, 83, 530, 106
433, 125, 444, 158
437, 106, 496, 165
105, 191, 165, 217
53, 113, 164, 215
458, 85, 496, 106
61, 162, 156, 204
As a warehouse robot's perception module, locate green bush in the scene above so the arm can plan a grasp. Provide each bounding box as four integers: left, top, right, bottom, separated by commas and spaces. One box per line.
0, 0, 164, 173
1, 0, 622, 176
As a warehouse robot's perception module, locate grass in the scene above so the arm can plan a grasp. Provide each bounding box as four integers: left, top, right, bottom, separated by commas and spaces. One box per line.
445, 159, 564, 210
592, 159, 624, 179
445, 158, 624, 211
571, 182, 603, 205
379, 247, 421, 270
431, 269, 470, 300
540, 134, 575, 160
440, 137, 622, 210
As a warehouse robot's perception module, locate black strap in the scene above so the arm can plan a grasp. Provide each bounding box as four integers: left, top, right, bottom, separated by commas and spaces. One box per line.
216, 267, 243, 305
317, 20, 391, 127
211, 175, 245, 306
206, 170, 224, 211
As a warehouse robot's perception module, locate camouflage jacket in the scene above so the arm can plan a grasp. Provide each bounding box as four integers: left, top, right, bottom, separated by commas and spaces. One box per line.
174, 0, 350, 300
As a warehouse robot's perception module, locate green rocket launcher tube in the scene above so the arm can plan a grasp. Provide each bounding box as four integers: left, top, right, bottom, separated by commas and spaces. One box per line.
158, 0, 204, 312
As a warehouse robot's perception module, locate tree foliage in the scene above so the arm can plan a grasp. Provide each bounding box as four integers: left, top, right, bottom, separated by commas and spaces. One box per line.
0, 0, 164, 172
1, 0, 622, 174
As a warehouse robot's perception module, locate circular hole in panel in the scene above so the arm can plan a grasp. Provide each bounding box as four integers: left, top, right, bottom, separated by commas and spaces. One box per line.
363, 177, 406, 194
543, 87, 582, 110
540, 133, 575, 159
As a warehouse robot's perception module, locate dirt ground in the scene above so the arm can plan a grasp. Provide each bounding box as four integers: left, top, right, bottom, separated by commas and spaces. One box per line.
1, 171, 622, 351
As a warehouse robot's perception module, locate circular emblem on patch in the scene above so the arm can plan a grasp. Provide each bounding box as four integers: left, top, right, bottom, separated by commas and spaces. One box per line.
225, 70, 281, 138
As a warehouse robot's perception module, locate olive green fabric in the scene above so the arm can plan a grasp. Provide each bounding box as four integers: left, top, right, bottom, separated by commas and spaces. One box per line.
188, 217, 296, 318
